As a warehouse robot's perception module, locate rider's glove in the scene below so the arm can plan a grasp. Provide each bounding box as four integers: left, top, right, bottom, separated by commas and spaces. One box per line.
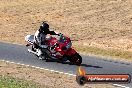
57, 33, 63, 36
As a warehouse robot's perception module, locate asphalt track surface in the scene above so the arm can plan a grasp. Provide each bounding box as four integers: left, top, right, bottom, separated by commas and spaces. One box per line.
0, 42, 132, 88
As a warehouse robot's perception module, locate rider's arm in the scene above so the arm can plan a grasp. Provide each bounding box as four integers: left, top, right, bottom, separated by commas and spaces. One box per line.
48, 31, 59, 35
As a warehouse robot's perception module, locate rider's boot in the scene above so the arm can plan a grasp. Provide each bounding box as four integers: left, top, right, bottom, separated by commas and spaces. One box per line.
36, 49, 43, 60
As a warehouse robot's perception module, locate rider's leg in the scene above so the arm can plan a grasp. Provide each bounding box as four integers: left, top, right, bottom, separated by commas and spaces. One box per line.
36, 49, 42, 56
36, 49, 43, 60
33, 42, 43, 59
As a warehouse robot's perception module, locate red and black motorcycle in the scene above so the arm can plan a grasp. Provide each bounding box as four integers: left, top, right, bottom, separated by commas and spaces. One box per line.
25, 34, 82, 65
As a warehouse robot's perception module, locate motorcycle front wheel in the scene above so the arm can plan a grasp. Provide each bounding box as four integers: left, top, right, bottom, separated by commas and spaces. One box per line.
69, 53, 82, 65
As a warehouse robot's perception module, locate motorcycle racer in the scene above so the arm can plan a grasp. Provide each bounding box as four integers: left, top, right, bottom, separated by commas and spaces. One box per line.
34, 21, 59, 59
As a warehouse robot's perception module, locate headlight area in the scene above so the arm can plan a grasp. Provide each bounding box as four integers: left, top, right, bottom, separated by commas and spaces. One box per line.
66, 42, 72, 49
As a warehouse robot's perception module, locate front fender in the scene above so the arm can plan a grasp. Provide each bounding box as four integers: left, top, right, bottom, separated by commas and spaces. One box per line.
66, 48, 77, 56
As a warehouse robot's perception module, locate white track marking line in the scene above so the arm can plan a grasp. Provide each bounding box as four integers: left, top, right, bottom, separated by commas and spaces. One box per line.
1, 60, 130, 87
1, 60, 76, 76
113, 84, 130, 88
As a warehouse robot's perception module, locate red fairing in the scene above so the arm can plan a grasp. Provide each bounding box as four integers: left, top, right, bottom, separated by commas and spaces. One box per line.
65, 48, 77, 56
45, 35, 77, 58
46, 37, 58, 46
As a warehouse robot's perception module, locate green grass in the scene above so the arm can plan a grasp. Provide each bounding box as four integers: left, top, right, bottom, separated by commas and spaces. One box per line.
74, 45, 132, 61
0, 75, 42, 88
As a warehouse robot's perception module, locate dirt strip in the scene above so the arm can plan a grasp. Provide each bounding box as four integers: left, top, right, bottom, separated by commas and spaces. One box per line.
0, 60, 117, 88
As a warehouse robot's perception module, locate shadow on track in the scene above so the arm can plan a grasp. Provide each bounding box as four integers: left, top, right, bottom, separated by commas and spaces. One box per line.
80, 64, 102, 68
44, 59, 102, 68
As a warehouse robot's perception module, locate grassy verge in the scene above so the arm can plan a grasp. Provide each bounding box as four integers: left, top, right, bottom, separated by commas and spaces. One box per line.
74, 45, 132, 61
0, 75, 41, 88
